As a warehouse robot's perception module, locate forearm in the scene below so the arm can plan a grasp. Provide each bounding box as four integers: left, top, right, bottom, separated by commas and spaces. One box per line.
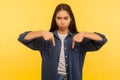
82, 32, 103, 41
24, 30, 43, 40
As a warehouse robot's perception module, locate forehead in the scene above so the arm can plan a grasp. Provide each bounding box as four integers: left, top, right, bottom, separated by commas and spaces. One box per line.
56, 10, 70, 17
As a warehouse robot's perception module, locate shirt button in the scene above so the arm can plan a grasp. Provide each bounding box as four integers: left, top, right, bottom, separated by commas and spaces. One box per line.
66, 64, 68, 66
65, 56, 67, 58
64, 40, 66, 42
65, 48, 67, 50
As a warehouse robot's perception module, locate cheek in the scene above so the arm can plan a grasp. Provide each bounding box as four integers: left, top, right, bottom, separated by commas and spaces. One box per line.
66, 20, 71, 25
56, 20, 60, 25
55, 19, 58, 23
55, 20, 61, 27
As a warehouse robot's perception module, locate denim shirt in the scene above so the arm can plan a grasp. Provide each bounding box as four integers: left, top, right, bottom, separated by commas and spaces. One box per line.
18, 30, 107, 80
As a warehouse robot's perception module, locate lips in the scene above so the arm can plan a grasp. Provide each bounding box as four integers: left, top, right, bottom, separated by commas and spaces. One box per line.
60, 26, 65, 28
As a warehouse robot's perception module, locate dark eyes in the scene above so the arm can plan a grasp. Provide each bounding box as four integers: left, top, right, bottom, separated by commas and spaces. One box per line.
56, 17, 69, 20
56, 17, 61, 19
64, 17, 68, 20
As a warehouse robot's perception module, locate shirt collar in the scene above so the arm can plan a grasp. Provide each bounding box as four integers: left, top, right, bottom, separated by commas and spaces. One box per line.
52, 30, 73, 39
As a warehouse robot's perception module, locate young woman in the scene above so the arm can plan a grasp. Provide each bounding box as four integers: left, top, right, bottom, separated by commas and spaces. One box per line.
18, 3, 107, 80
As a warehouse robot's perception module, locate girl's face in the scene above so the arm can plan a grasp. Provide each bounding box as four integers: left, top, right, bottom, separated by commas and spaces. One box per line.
55, 10, 71, 31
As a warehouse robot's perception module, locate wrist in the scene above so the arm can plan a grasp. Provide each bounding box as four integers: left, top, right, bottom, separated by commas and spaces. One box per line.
80, 32, 86, 38
39, 30, 46, 37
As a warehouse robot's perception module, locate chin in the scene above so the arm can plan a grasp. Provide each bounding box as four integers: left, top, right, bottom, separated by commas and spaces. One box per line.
59, 28, 66, 31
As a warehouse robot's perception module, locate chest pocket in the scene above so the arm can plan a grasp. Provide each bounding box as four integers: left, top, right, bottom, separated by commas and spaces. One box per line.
44, 41, 54, 54
72, 42, 81, 53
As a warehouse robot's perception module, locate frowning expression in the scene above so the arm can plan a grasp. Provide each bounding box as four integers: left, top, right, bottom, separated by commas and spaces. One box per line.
55, 10, 71, 31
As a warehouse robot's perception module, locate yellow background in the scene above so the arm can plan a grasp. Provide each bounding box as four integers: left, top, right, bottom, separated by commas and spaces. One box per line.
0, 0, 120, 80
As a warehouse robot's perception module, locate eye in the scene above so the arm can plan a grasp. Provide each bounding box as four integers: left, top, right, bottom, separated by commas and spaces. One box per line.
64, 17, 69, 20
56, 17, 61, 20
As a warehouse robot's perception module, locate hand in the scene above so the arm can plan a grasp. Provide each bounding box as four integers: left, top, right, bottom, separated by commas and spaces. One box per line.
41, 31, 55, 46
72, 32, 84, 48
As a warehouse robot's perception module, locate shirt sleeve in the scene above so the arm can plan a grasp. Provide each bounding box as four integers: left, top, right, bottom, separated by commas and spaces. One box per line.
18, 31, 44, 51
81, 32, 107, 51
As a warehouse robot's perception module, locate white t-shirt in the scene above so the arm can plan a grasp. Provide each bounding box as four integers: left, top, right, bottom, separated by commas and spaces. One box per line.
57, 32, 67, 75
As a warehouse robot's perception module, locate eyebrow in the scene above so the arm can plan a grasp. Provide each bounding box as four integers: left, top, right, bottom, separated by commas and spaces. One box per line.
56, 16, 69, 18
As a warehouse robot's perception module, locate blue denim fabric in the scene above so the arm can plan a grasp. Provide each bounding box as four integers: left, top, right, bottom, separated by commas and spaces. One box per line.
18, 30, 107, 80
57, 74, 67, 80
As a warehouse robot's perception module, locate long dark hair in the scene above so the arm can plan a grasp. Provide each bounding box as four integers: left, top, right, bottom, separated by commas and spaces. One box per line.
49, 3, 78, 33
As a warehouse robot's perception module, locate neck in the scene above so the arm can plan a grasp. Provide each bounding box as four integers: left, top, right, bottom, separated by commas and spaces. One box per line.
57, 29, 68, 35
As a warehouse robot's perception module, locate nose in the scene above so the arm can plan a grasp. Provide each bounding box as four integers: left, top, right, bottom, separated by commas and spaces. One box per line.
61, 19, 65, 25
